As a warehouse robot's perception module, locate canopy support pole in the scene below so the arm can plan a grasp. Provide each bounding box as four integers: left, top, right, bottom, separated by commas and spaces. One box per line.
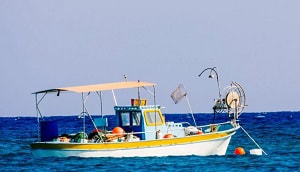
96, 91, 103, 118
82, 92, 104, 142
81, 92, 88, 135
142, 86, 154, 96
35, 94, 40, 142
138, 81, 140, 102
112, 90, 118, 106
35, 92, 47, 142
153, 86, 157, 137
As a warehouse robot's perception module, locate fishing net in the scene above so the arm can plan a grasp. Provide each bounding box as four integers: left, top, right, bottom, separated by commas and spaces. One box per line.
170, 84, 187, 104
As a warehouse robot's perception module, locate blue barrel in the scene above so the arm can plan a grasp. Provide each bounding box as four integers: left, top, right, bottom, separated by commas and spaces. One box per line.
40, 121, 58, 142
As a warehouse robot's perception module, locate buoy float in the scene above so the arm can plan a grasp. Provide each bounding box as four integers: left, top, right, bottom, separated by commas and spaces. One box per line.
250, 149, 262, 155
234, 147, 246, 155
112, 127, 125, 137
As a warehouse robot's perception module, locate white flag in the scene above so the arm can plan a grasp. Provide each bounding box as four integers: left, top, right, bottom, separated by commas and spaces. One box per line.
171, 84, 187, 104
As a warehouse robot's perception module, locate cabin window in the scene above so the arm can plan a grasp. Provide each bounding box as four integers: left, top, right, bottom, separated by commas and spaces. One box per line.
144, 110, 164, 126
132, 112, 141, 126
120, 112, 130, 126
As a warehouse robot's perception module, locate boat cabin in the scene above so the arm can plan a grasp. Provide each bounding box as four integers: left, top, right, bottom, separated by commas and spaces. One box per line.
113, 99, 185, 140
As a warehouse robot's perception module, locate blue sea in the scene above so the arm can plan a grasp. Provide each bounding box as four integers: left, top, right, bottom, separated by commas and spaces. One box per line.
0, 112, 299, 172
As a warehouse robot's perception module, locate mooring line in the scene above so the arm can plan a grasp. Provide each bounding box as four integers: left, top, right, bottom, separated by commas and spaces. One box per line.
240, 125, 268, 155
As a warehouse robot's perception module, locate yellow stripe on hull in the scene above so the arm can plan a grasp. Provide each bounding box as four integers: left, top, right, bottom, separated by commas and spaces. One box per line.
31, 130, 236, 151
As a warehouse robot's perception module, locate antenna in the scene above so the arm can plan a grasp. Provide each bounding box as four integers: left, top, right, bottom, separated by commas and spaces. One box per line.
123, 74, 128, 82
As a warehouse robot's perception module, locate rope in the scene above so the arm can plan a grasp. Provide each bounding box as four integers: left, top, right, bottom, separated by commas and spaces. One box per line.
185, 95, 197, 127
240, 125, 268, 155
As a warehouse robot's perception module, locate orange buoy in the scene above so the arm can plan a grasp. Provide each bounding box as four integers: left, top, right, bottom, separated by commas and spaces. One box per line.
234, 147, 246, 155
163, 133, 174, 138
112, 127, 125, 137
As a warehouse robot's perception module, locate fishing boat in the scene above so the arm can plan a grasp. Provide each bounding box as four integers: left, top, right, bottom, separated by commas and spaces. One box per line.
30, 70, 246, 157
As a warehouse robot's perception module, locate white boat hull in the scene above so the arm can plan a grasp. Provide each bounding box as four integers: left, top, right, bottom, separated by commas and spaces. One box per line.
31, 132, 234, 158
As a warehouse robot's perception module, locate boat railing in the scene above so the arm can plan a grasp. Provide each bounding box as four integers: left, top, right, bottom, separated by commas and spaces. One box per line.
104, 121, 234, 136
180, 122, 193, 127
196, 121, 232, 128
54, 120, 237, 143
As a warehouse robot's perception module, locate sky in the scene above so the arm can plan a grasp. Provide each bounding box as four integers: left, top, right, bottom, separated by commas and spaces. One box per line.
1, 1, 300, 117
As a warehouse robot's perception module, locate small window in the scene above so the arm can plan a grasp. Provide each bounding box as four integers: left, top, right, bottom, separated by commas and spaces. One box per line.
132, 112, 141, 126
144, 110, 163, 126
120, 112, 130, 126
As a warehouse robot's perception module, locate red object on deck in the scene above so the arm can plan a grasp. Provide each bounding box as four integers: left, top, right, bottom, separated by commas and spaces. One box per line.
163, 134, 174, 139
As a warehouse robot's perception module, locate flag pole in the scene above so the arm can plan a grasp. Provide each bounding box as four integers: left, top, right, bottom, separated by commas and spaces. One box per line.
185, 95, 197, 127
171, 84, 197, 126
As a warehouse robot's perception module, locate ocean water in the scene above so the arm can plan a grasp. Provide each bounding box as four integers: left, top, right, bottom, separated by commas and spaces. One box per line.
0, 112, 299, 172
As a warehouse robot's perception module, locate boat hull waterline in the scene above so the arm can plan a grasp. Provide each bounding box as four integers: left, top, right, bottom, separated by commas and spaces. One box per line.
31, 130, 237, 157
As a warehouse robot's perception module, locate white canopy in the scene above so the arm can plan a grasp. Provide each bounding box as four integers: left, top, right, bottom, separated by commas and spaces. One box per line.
33, 81, 156, 94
